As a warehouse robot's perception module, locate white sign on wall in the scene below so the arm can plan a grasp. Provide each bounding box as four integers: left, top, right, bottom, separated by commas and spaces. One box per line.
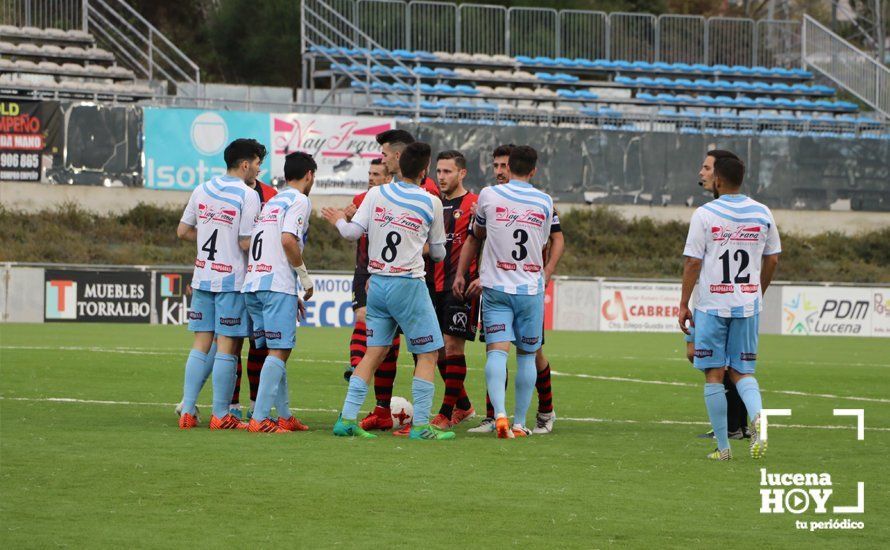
598, 282, 681, 332
781, 286, 889, 337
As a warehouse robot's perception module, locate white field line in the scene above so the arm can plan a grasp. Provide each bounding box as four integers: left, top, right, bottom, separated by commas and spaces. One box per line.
1, 395, 887, 432
2, 345, 889, 404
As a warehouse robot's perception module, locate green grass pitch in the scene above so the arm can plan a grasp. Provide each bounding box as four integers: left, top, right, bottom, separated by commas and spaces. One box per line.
1, 324, 888, 548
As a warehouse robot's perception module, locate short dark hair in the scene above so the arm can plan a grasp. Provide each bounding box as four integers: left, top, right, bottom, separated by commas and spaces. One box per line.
283, 151, 317, 181
508, 145, 537, 177
376, 129, 415, 147
399, 142, 432, 180
492, 144, 515, 159
224, 138, 266, 169
437, 150, 466, 170
707, 149, 745, 188
370, 158, 384, 166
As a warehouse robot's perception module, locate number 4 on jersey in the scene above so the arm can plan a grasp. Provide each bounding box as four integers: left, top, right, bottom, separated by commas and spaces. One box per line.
201, 229, 218, 261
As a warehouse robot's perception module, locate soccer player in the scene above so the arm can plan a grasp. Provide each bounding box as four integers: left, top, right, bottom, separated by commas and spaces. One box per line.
176, 138, 262, 430
428, 150, 478, 430
323, 141, 454, 441
679, 149, 780, 460
352, 129, 442, 435
468, 144, 563, 435
342, 158, 401, 428
242, 151, 316, 433
453, 145, 555, 438
689, 154, 749, 441
233, 144, 278, 420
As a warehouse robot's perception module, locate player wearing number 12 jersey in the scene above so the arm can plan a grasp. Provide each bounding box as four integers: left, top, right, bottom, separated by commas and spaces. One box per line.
679, 150, 781, 461
454, 145, 554, 439
176, 139, 262, 430
324, 142, 454, 441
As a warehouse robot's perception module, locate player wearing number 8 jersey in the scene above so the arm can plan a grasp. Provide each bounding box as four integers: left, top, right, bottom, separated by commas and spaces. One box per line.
324, 142, 454, 441
176, 139, 262, 430
679, 150, 781, 461
454, 145, 554, 438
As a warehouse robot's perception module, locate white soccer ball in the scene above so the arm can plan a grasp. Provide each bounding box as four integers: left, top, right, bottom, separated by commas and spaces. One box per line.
389, 396, 413, 428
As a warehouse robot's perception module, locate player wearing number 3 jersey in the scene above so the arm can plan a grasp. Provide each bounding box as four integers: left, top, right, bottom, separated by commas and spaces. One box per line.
679, 150, 781, 461
454, 145, 554, 439
324, 142, 455, 441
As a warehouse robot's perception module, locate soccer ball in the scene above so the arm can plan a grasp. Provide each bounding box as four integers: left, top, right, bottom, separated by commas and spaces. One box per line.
389, 396, 413, 428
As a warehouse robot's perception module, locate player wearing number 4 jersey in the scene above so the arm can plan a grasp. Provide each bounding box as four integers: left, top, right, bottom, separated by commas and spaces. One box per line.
241, 151, 317, 433
176, 139, 262, 431
679, 150, 781, 461
324, 142, 454, 441
454, 145, 554, 439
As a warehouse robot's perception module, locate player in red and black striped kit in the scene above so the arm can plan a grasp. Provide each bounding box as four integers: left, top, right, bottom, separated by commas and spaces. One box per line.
427, 150, 478, 430
342, 130, 442, 433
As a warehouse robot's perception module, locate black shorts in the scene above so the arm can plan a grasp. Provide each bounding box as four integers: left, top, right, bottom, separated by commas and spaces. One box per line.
432, 291, 479, 341
352, 273, 370, 310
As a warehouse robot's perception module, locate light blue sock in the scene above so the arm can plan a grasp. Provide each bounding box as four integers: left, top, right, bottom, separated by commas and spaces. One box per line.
276, 370, 292, 420
485, 350, 509, 418
199, 341, 217, 387
704, 383, 730, 450
342, 375, 368, 421
253, 356, 286, 422
735, 376, 763, 423
514, 353, 537, 427
181, 349, 209, 415
211, 353, 238, 418
412, 377, 435, 426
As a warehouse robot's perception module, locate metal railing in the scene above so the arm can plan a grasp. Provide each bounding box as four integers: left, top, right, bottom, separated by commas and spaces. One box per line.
85, 0, 200, 94
0, 0, 83, 29
311, 0, 803, 67
803, 15, 889, 118
1, 0, 201, 95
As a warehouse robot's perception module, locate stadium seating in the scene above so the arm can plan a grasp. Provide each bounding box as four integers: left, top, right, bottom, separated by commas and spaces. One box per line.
306, 45, 885, 137
0, 25, 152, 101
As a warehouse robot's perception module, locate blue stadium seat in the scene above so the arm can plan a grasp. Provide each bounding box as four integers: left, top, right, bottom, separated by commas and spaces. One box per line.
554, 57, 577, 67
652, 62, 673, 71
370, 82, 390, 92
593, 59, 618, 69
391, 66, 412, 77
774, 97, 795, 107
674, 78, 694, 87
391, 49, 417, 60
434, 83, 458, 94
712, 64, 731, 73
613, 60, 633, 71
691, 63, 713, 73
516, 55, 535, 64
415, 51, 438, 61
731, 80, 754, 91
637, 76, 655, 86
673, 63, 693, 72
535, 72, 559, 82
576, 90, 599, 99
615, 75, 634, 84
654, 77, 676, 88
391, 82, 412, 93
534, 56, 559, 67
554, 72, 579, 82
434, 67, 457, 77
574, 58, 597, 68
454, 84, 480, 95
414, 66, 437, 77
637, 92, 656, 101
631, 61, 654, 71
754, 97, 776, 107
731, 65, 755, 76
420, 83, 437, 93
735, 97, 757, 107
370, 48, 389, 57
557, 89, 579, 99
772, 82, 793, 92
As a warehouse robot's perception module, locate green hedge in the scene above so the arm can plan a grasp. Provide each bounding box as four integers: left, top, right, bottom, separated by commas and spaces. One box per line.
1, 203, 887, 283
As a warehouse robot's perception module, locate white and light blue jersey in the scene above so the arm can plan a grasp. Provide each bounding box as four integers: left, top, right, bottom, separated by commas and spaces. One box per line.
350, 180, 445, 279
242, 187, 312, 295
181, 175, 260, 292
683, 194, 781, 318
475, 179, 553, 295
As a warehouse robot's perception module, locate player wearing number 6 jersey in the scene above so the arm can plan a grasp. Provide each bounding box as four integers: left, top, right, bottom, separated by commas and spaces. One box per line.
241, 151, 316, 433
679, 150, 781, 461
176, 139, 262, 430
323, 142, 454, 441
454, 145, 555, 439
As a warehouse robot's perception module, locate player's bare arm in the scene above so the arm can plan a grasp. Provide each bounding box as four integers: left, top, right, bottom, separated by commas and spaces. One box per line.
544, 231, 565, 284
321, 207, 347, 226
282, 232, 314, 301
176, 222, 197, 242
679, 256, 702, 334
761, 253, 780, 295
453, 231, 483, 299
